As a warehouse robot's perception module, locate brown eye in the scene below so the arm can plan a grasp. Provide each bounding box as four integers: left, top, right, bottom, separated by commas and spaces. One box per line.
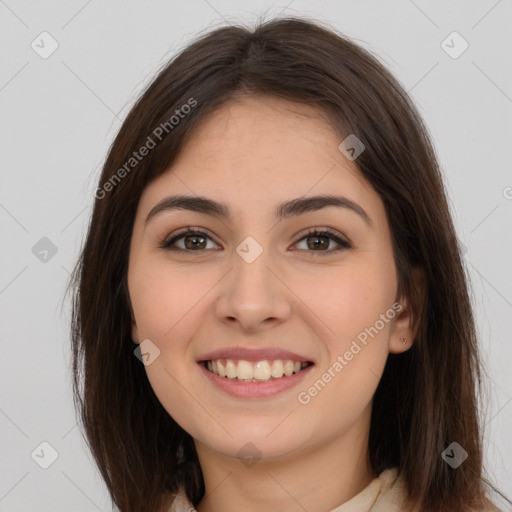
182, 233, 207, 250
159, 229, 218, 252
293, 229, 351, 255
306, 234, 330, 250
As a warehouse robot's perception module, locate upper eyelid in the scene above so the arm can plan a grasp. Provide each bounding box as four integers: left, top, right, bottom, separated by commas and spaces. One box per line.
165, 226, 218, 243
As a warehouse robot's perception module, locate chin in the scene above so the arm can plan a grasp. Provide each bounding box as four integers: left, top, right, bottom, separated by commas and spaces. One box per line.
194, 421, 312, 463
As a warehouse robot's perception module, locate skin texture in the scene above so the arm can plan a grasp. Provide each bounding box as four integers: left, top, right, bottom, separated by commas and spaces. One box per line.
128, 95, 418, 512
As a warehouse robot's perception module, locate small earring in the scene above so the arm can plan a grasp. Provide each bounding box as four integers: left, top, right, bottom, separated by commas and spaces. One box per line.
400, 337, 408, 344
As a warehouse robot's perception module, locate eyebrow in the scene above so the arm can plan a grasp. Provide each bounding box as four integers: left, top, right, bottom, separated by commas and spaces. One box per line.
144, 194, 373, 228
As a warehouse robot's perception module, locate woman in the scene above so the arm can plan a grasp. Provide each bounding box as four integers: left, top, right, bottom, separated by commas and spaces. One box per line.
67, 17, 510, 512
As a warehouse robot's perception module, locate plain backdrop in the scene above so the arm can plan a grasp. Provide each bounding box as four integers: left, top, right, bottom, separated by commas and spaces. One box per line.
0, 1, 511, 510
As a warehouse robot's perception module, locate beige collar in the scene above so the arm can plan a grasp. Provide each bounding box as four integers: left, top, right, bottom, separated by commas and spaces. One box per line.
168, 467, 410, 512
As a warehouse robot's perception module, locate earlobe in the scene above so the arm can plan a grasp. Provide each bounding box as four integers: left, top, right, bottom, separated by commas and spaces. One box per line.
388, 301, 416, 354
389, 335, 411, 354
389, 267, 426, 354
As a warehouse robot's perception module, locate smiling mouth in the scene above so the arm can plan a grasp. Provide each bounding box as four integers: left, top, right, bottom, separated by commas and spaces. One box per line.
202, 358, 314, 382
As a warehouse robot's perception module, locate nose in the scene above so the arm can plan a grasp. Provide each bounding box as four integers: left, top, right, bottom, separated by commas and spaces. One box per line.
215, 245, 292, 333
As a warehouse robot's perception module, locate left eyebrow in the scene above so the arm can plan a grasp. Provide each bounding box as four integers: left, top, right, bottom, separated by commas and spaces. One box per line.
144, 194, 373, 229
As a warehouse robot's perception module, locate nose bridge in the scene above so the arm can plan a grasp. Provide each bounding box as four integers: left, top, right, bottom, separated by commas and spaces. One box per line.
231, 235, 276, 301
215, 234, 291, 329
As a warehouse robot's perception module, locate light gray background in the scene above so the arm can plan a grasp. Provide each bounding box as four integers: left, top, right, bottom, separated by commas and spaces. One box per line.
1, 1, 511, 510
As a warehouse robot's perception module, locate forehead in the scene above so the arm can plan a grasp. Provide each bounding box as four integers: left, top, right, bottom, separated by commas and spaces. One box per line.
136, 95, 384, 228
153, 96, 367, 185
178, 95, 345, 165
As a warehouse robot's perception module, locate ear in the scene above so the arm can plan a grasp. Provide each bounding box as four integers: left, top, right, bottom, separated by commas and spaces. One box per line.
388, 267, 425, 354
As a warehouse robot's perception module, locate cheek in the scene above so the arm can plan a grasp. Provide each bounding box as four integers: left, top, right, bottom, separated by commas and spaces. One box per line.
295, 261, 395, 414
129, 260, 208, 338
128, 262, 209, 433
300, 261, 396, 345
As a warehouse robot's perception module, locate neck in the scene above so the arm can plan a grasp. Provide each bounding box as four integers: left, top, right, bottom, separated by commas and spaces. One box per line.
194, 407, 374, 512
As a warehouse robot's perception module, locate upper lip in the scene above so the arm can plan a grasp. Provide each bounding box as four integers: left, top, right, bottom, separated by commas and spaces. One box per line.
198, 347, 314, 363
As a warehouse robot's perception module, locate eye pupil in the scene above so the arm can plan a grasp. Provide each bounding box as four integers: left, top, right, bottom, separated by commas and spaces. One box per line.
185, 234, 206, 250
308, 235, 329, 250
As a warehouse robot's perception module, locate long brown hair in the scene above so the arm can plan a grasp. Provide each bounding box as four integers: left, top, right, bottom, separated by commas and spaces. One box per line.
66, 16, 509, 512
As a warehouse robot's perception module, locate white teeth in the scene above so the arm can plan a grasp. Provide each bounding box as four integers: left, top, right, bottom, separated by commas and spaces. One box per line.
226, 360, 237, 379
271, 360, 284, 378
237, 360, 254, 380
205, 358, 310, 382
283, 360, 294, 376
253, 361, 271, 381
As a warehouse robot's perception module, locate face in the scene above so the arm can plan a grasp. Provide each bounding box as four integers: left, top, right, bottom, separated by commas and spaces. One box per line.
127, 95, 414, 464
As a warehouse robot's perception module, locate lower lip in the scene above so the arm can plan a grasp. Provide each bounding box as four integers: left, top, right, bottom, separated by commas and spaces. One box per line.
198, 362, 314, 399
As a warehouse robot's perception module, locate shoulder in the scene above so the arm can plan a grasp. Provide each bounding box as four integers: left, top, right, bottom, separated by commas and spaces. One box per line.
371, 469, 505, 512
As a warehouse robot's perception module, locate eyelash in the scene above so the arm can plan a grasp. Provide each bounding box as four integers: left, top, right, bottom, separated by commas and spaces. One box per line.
158, 226, 351, 256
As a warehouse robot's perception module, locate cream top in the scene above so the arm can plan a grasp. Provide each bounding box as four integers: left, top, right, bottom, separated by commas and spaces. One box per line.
167, 467, 414, 512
